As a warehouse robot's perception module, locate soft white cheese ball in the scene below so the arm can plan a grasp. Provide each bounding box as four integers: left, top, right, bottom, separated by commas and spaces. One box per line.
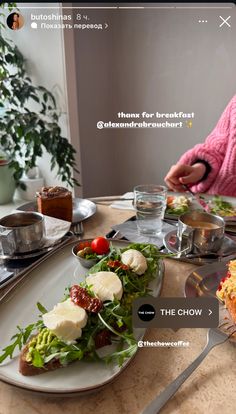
42, 298, 87, 342
121, 249, 147, 275
86, 271, 123, 301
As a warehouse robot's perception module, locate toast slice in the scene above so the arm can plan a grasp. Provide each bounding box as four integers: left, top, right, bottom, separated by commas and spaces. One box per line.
19, 340, 62, 376
18, 327, 112, 376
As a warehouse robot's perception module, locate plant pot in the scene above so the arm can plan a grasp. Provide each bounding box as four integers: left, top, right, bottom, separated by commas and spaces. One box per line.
0, 162, 15, 204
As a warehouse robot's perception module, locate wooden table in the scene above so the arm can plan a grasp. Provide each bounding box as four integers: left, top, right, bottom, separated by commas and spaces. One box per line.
1, 201, 236, 414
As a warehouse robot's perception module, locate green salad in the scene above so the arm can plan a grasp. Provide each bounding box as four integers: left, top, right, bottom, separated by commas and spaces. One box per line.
0, 243, 162, 371
165, 195, 190, 215
209, 196, 236, 217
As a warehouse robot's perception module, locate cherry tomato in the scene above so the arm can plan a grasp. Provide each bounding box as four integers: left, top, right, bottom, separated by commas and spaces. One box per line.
77, 241, 91, 250
91, 237, 110, 255
167, 196, 174, 205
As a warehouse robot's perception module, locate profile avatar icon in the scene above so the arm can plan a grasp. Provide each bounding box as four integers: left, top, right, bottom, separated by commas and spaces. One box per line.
7, 12, 24, 30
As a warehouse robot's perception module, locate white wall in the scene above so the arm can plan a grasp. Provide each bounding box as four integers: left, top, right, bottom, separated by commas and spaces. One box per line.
71, 4, 236, 197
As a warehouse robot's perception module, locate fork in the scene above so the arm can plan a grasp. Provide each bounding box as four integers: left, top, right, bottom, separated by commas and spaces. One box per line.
182, 184, 210, 212
142, 323, 236, 414
71, 221, 84, 236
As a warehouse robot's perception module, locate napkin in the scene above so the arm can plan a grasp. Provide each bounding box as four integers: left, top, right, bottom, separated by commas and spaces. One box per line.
111, 220, 176, 248
110, 192, 134, 210
42, 215, 71, 247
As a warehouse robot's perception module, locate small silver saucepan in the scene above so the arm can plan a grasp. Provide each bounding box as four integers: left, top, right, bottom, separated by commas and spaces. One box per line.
177, 211, 225, 254
0, 212, 45, 256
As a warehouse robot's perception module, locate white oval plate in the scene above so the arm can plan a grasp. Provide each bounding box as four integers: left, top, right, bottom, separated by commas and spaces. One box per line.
0, 240, 164, 396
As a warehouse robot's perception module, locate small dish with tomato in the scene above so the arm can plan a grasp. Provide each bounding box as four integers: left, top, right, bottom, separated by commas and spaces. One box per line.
72, 237, 110, 268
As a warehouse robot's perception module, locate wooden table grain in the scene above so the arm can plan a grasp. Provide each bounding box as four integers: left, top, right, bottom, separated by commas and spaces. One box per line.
1, 202, 236, 414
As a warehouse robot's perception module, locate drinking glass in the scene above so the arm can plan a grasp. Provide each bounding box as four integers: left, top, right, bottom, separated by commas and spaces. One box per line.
134, 184, 167, 235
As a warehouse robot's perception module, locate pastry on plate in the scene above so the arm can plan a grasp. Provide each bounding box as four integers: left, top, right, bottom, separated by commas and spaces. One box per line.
37, 186, 73, 222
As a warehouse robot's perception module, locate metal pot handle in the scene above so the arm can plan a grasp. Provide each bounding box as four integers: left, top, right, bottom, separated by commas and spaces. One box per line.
177, 226, 195, 256
0, 230, 15, 255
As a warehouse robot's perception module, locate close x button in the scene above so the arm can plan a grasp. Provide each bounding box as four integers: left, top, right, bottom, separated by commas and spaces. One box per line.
133, 297, 219, 329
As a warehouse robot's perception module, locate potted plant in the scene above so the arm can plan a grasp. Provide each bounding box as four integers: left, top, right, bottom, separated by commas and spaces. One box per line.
0, 2, 79, 203
0, 149, 15, 204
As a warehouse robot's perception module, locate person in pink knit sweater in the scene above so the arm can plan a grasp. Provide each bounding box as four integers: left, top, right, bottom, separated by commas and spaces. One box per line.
165, 95, 236, 197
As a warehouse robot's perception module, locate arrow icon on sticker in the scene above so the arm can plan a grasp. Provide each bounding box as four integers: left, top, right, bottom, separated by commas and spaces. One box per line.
208, 309, 212, 316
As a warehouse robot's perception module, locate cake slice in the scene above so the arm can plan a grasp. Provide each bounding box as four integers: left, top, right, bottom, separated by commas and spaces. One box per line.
216, 260, 236, 323
37, 186, 73, 222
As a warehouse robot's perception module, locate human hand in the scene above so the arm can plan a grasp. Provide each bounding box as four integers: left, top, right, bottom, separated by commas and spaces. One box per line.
164, 163, 206, 192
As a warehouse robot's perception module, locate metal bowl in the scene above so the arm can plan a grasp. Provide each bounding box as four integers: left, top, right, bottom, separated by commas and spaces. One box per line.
0, 212, 45, 255
72, 243, 97, 268
177, 211, 225, 254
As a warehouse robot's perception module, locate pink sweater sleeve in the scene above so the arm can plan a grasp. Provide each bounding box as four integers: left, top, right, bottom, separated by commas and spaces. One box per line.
178, 96, 236, 193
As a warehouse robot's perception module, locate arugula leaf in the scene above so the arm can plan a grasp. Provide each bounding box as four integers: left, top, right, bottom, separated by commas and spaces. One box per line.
97, 311, 138, 366
37, 302, 48, 315
31, 349, 44, 368
0, 320, 43, 364
103, 340, 138, 367
63, 286, 71, 300
59, 349, 84, 365
89, 255, 112, 273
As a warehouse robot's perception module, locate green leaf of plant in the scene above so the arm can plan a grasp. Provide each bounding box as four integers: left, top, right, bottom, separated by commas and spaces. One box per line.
37, 302, 48, 315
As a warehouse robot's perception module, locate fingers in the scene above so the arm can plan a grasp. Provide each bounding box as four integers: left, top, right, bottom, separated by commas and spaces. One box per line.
165, 176, 185, 192
168, 183, 185, 192
180, 163, 206, 184
179, 174, 195, 185
164, 164, 195, 191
